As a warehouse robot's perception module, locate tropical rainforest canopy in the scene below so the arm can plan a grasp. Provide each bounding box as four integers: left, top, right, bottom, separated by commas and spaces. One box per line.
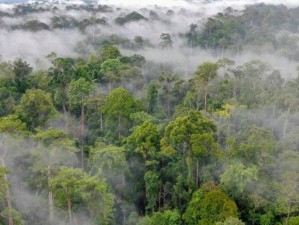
0, 1, 298, 225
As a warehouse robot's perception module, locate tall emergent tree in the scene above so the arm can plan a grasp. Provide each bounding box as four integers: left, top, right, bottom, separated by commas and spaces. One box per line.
193, 62, 219, 110
102, 88, 140, 139
32, 128, 78, 224
50, 166, 114, 225
68, 77, 95, 168
161, 110, 217, 188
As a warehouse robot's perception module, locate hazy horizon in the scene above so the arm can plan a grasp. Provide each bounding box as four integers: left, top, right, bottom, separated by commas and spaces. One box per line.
0, 0, 299, 7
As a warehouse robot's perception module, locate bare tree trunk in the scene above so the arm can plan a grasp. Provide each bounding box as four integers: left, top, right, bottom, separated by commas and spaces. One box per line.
285, 202, 291, 225
196, 91, 200, 110
6, 187, 13, 225
183, 141, 187, 156
167, 93, 170, 116
67, 198, 72, 225
100, 112, 103, 132
81, 102, 85, 169
196, 159, 199, 188
63, 105, 68, 130
123, 209, 126, 225
118, 116, 121, 139
0, 158, 13, 225
217, 118, 220, 144
48, 191, 54, 224
47, 166, 54, 224
226, 115, 231, 151
233, 83, 236, 99
204, 86, 207, 111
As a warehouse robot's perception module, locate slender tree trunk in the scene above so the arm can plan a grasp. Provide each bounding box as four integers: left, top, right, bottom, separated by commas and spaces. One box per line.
186, 155, 193, 187
183, 142, 193, 189
216, 118, 220, 144
123, 209, 126, 225
118, 116, 121, 139
47, 166, 54, 224
63, 86, 68, 128
204, 86, 207, 111
233, 83, 236, 99
63, 104, 68, 130
196, 91, 200, 110
0, 158, 13, 225
183, 141, 187, 156
67, 198, 72, 225
100, 112, 103, 132
6, 187, 13, 225
196, 159, 199, 188
81, 102, 85, 169
226, 115, 231, 151
160, 159, 164, 209
48, 191, 54, 224
285, 202, 291, 225
167, 93, 170, 116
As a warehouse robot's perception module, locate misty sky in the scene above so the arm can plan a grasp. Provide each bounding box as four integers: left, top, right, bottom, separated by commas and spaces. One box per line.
0, 0, 299, 7
1, 0, 299, 76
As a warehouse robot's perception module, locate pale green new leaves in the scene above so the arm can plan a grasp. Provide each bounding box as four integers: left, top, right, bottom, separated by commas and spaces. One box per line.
0, 167, 9, 201
216, 217, 245, 225
139, 176, 182, 219
0, 115, 26, 133
68, 77, 95, 111
161, 110, 216, 157
150, 210, 182, 225
89, 142, 128, 177
31, 128, 78, 172
1, 208, 24, 225
100, 59, 122, 74
194, 62, 219, 85
50, 166, 114, 225
220, 163, 258, 194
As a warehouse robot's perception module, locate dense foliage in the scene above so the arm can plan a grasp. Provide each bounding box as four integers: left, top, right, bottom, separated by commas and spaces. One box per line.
0, 1, 298, 225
